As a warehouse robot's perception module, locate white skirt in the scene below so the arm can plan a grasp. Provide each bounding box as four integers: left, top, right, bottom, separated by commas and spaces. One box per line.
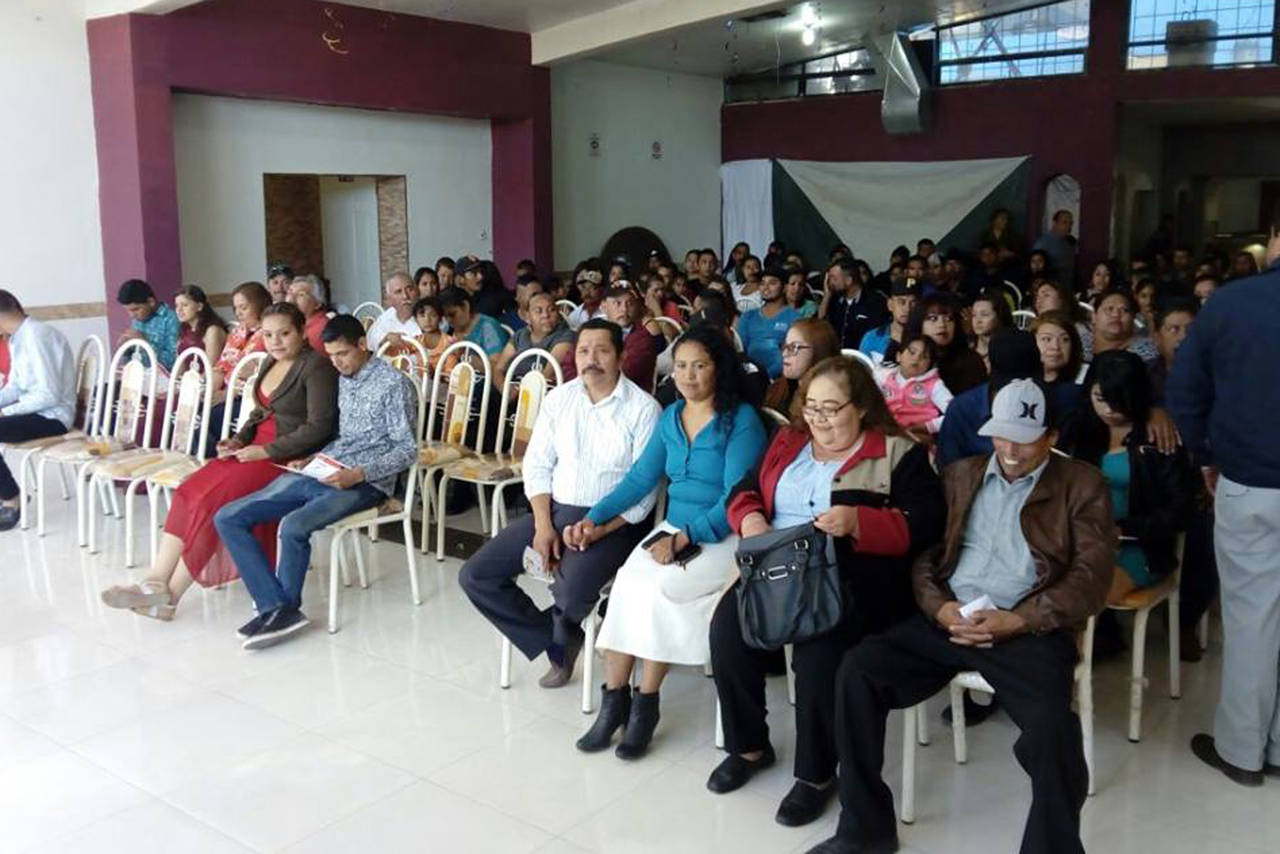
595, 522, 740, 665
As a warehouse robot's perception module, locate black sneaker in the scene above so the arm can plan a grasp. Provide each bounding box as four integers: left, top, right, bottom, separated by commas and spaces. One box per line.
241, 608, 310, 651
236, 612, 270, 639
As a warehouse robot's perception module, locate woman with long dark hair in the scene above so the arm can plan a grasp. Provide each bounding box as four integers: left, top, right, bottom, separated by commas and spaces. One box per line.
905, 293, 988, 394
174, 284, 228, 370
1073, 350, 1194, 602
567, 322, 767, 760
707, 356, 944, 827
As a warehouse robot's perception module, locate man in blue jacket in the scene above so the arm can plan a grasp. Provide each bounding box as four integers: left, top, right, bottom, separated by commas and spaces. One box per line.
1169, 216, 1280, 787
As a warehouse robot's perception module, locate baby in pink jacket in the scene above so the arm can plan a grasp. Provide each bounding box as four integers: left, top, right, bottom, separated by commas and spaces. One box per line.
876, 334, 954, 438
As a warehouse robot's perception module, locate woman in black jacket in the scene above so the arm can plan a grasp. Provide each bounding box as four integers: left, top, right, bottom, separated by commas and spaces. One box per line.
1074, 350, 1196, 601
706, 356, 945, 827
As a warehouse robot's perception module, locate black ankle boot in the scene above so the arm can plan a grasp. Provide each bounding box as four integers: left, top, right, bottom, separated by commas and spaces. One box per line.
576, 685, 632, 753
615, 690, 660, 760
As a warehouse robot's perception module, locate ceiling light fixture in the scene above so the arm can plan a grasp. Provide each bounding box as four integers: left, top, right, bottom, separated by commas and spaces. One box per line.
800, 3, 817, 28
801, 25, 817, 46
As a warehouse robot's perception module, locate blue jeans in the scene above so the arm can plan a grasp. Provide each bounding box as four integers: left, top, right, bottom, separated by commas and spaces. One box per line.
214, 473, 383, 613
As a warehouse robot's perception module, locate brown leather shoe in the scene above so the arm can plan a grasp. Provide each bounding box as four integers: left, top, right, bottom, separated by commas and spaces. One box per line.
1191, 733, 1264, 786
538, 639, 583, 688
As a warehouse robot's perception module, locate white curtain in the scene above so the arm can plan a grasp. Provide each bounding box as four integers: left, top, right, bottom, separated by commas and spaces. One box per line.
720, 159, 774, 262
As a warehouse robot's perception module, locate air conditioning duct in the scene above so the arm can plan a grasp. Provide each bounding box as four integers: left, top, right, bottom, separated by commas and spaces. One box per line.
876, 32, 931, 134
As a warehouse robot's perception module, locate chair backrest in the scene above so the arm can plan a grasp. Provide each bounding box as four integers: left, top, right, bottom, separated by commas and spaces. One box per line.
650, 316, 684, 341
495, 348, 563, 458
221, 351, 268, 440
1002, 280, 1023, 309
736, 297, 758, 314
1012, 309, 1036, 331
500, 322, 516, 340
159, 347, 215, 459
731, 328, 744, 353
377, 335, 433, 389
761, 407, 790, 428
352, 301, 383, 330
425, 340, 493, 452
103, 339, 161, 447
841, 348, 876, 373
555, 300, 578, 323
73, 334, 108, 436
1077, 301, 1095, 318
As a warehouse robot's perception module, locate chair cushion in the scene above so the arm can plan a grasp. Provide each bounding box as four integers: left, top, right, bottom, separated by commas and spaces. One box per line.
418, 443, 468, 466
443, 452, 522, 483
5, 430, 86, 451
1109, 574, 1178, 611
94, 450, 186, 479
145, 457, 203, 489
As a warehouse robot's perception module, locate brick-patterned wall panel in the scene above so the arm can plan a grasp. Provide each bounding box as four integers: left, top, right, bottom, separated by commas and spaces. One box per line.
263, 174, 325, 277
376, 176, 408, 284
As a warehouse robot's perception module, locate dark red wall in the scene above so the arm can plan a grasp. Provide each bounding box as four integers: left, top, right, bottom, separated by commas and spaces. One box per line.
722, 0, 1280, 275
88, 0, 551, 335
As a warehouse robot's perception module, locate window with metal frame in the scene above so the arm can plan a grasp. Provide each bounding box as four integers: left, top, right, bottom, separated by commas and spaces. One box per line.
1127, 0, 1276, 69
936, 0, 1091, 85
724, 47, 878, 104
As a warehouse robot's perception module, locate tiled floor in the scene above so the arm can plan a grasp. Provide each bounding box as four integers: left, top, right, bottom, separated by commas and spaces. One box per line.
0, 493, 1272, 853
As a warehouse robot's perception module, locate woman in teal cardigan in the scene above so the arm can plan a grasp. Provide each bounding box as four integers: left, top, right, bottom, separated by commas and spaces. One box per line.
565, 323, 767, 760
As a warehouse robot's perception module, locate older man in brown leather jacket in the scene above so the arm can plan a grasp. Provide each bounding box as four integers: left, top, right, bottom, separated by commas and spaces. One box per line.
806, 379, 1116, 854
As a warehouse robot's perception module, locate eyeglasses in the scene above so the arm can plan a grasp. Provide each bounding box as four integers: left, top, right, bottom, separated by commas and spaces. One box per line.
801, 400, 853, 422
780, 343, 812, 356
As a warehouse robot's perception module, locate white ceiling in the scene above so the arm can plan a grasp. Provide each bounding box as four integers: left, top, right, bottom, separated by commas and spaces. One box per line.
326, 0, 637, 33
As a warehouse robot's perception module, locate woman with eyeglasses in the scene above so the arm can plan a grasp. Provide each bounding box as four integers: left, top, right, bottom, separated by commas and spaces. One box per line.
706, 356, 945, 828
764, 318, 839, 414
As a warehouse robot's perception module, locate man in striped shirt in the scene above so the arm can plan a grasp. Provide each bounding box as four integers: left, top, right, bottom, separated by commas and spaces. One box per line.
460, 318, 661, 689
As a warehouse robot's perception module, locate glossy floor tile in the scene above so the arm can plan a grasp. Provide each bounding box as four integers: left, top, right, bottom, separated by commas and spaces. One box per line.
0, 492, 1266, 852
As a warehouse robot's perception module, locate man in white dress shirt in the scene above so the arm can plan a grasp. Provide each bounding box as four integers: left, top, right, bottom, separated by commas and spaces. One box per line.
460, 318, 661, 688
0, 291, 76, 530
364, 272, 420, 353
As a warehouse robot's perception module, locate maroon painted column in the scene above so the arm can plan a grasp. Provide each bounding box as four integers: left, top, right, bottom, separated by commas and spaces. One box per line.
492, 67, 553, 277
87, 15, 182, 339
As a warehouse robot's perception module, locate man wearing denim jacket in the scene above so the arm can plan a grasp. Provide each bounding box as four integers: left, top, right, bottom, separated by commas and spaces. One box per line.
215, 314, 417, 649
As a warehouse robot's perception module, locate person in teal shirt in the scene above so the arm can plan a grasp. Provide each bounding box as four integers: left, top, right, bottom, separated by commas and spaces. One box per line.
738, 267, 802, 378
567, 323, 767, 760
117, 278, 180, 370
439, 286, 509, 358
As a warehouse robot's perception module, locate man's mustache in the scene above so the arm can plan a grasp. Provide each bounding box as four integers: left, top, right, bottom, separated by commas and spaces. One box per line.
583, 365, 604, 374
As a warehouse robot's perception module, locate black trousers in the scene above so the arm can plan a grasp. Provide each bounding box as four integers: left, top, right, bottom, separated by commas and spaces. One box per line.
834, 614, 1087, 854
459, 502, 646, 660
709, 583, 863, 783
0, 414, 68, 500
1180, 506, 1218, 630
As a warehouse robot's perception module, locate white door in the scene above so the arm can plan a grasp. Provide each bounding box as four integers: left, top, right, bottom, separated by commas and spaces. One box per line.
319, 176, 380, 312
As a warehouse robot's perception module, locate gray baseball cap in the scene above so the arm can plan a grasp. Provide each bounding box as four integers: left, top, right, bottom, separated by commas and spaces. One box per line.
978, 378, 1049, 444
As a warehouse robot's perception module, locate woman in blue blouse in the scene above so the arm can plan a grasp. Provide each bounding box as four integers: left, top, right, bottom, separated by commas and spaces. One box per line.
438, 287, 509, 359
565, 323, 767, 760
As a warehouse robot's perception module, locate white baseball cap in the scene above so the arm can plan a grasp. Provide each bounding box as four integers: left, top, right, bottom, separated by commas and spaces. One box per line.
978, 378, 1049, 444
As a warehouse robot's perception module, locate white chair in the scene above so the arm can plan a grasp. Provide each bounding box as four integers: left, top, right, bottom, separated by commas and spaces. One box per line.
555, 299, 579, 326
353, 301, 384, 331
650, 316, 684, 341
435, 348, 561, 561
12, 334, 107, 534
1109, 533, 1185, 742
377, 335, 433, 387
142, 352, 267, 564
1002, 280, 1023, 309
417, 341, 494, 552
898, 615, 1097, 824
1012, 309, 1036, 330
41, 339, 161, 547
736, 297, 759, 314
1077, 301, 1095, 319
841, 348, 876, 373
731, 328, 744, 353
324, 362, 429, 633
761, 407, 789, 429
84, 347, 214, 564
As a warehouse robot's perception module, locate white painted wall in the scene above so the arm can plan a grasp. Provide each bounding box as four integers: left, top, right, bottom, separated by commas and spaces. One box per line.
172, 94, 492, 298
319, 177, 381, 309
0, 0, 108, 348
552, 60, 722, 270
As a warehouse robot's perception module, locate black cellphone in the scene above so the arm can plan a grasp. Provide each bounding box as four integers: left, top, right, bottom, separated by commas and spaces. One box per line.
674, 543, 703, 564
641, 530, 670, 549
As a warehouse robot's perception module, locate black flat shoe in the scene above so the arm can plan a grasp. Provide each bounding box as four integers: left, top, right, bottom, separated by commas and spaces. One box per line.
1191, 733, 1264, 787
615, 690, 660, 760
706, 743, 776, 793
576, 685, 631, 752
776, 779, 835, 827
804, 836, 898, 854
941, 692, 999, 727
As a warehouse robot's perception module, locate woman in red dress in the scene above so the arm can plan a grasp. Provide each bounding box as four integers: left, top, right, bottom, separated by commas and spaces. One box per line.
101, 303, 338, 620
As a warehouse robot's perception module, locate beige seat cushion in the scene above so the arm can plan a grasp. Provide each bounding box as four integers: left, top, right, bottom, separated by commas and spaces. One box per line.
5, 430, 87, 451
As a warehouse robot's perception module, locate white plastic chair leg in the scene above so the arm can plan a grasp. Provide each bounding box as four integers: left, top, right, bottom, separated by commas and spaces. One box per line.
87, 476, 100, 555
37, 458, 50, 536
715, 697, 725, 749
1129, 607, 1151, 742
73, 465, 87, 545
490, 485, 505, 538
1197, 613, 1209, 649
476, 483, 488, 535
419, 470, 433, 554
917, 699, 931, 746
784, 643, 796, 706
17, 452, 32, 530
108, 481, 121, 518
147, 486, 160, 567
499, 634, 513, 688
56, 464, 70, 500
950, 681, 968, 763
1169, 593, 1182, 699
351, 533, 369, 589
901, 705, 917, 824
123, 479, 142, 568
435, 474, 451, 561
1080, 675, 1096, 796
582, 612, 598, 714
327, 532, 342, 633
403, 515, 421, 605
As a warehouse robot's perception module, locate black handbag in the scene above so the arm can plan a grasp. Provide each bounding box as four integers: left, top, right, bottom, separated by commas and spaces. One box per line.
734, 522, 842, 650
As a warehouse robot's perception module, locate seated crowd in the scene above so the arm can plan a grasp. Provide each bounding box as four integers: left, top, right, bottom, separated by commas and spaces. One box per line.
1, 210, 1277, 854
